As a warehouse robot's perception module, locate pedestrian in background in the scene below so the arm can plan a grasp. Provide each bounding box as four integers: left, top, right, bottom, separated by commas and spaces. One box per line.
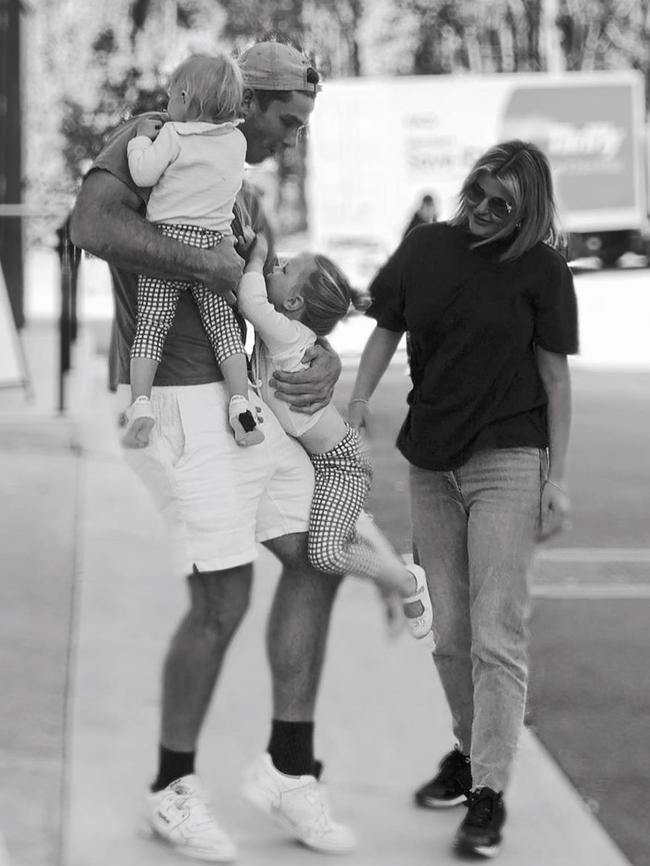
349, 140, 578, 858
403, 192, 438, 237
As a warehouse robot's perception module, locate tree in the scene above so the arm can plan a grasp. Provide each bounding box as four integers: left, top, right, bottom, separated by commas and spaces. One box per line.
558, 0, 650, 105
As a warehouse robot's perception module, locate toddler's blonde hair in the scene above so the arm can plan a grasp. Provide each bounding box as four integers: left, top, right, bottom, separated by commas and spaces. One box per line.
299, 256, 370, 337
169, 54, 243, 123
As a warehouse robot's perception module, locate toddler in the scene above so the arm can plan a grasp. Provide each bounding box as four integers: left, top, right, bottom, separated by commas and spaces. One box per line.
123, 53, 262, 449
238, 233, 433, 638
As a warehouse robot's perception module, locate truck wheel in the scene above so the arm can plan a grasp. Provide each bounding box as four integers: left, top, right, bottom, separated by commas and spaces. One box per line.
599, 247, 625, 268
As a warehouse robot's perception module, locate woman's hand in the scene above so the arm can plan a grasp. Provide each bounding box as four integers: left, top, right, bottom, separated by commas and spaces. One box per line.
376, 587, 407, 639
270, 342, 341, 414
539, 480, 571, 540
347, 399, 373, 437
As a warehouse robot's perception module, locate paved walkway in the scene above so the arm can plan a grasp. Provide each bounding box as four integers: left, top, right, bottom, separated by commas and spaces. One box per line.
1, 325, 631, 866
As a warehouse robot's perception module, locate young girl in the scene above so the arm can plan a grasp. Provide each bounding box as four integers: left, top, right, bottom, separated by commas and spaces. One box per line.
349, 140, 578, 857
123, 53, 263, 449
237, 233, 433, 638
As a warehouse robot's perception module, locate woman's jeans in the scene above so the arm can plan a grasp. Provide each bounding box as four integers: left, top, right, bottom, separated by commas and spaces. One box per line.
410, 447, 544, 792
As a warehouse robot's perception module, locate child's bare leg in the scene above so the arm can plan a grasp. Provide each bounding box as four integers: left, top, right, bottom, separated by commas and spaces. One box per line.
356, 511, 433, 639
221, 353, 264, 447
122, 357, 158, 448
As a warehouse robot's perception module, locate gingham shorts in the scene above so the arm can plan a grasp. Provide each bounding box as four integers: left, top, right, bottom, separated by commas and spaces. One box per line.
131, 223, 244, 365
308, 424, 381, 579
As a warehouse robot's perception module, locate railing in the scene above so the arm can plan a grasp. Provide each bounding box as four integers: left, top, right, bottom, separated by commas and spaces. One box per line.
0, 207, 80, 412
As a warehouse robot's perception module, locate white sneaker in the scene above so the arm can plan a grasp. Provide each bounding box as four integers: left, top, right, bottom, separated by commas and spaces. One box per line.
147, 775, 238, 862
403, 563, 434, 640
242, 754, 357, 854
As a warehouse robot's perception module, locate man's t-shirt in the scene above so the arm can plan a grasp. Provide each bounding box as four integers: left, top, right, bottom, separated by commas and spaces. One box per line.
368, 222, 579, 471
90, 113, 274, 389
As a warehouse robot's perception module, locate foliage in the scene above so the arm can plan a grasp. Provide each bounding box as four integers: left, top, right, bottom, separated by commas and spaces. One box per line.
558, 0, 650, 104
23, 0, 650, 245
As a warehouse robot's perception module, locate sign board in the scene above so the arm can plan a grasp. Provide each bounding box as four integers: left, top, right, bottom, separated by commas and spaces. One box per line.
308, 70, 646, 250
0, 259, 28, 390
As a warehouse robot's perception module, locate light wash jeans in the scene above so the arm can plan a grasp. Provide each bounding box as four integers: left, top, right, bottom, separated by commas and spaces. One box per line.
410, 447, 544, 792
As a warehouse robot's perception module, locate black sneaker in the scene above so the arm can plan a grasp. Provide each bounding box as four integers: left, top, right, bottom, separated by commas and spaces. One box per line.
455, 787, 506, 858
414, 748, 472, 808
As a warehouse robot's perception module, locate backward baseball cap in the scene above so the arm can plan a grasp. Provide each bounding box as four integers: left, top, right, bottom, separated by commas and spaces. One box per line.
238, 42, 320, 93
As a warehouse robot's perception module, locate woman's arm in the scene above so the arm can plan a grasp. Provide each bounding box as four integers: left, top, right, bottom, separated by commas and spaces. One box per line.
536, 347, 572, 539
69, 170, 243, 301
348, 325, 404, 431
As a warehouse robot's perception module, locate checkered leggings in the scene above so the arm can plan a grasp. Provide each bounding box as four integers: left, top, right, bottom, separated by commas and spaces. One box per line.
131, 223, 244, 365
308, 425, 383, 580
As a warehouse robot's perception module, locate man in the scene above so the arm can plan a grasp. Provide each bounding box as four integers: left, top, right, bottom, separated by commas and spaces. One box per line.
70, 42, 354, 862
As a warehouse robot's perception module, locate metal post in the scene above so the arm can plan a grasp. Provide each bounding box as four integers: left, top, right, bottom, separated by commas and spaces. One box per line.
0, 0, 25, 329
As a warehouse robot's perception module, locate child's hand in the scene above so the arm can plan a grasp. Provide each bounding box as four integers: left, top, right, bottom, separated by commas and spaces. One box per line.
250, 231, 268, 264
236, 226, 256, 262
135, 118, 162, 140
240, 230, 268, 271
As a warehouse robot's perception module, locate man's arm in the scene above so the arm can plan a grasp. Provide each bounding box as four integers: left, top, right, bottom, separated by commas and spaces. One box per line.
69, 170, 243, 300
270, 340, 341, 415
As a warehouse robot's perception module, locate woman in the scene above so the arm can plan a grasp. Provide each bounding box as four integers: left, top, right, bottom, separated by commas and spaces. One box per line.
349, 140, 577, 859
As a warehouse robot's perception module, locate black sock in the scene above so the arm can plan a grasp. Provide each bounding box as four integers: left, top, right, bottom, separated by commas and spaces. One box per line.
267, 719, 315, 776
151, 745, 196, 792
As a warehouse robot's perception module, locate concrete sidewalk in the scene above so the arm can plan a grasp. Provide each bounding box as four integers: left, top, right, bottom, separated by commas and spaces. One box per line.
1, 326, 631, 866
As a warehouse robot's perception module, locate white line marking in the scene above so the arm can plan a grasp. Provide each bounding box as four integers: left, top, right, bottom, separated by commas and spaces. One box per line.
533, 585, 650, 599
536, 549, 650, 563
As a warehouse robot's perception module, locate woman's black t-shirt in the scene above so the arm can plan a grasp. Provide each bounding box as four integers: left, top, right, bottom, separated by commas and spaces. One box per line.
367, 222, 579, 471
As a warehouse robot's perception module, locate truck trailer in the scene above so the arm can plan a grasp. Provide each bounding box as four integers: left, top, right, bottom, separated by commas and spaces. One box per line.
307, 70, 649, 272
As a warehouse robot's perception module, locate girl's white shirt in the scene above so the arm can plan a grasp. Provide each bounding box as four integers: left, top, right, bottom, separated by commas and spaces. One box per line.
238, 270, 345, 444
127, 119, 246, 232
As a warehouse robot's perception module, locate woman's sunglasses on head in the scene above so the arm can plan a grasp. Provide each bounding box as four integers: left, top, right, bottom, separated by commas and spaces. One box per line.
465, 180, 513, 221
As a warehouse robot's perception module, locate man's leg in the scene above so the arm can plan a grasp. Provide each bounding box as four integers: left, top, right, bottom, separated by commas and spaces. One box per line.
264, 531, 341, 723
242, 531, 356, 855
145, 564, 253, 863
159, 563, 253, 755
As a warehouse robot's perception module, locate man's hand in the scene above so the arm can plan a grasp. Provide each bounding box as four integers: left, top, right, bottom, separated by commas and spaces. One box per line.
270, 342, 342, 414
538, 480, 571, 540
135, 118, 162, 140
196, 236, 244, 305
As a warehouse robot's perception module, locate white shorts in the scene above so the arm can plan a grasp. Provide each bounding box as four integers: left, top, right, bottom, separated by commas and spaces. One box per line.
118, 382, 314, 577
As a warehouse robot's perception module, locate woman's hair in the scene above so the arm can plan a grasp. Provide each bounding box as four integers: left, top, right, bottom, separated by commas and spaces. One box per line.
169, 54, 243, 123
449, 140, 562, 261
299, 256, 370, 337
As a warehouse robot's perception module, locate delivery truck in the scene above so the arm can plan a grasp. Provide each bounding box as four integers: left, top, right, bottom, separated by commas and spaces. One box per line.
307, 70, 649, 273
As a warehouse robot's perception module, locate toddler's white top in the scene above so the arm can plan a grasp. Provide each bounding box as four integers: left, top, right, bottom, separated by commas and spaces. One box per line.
238, 271, 327, 438
127, 120, 246, 232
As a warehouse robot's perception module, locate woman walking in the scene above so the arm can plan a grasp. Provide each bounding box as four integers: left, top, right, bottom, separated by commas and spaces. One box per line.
349, 141, 578, 858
